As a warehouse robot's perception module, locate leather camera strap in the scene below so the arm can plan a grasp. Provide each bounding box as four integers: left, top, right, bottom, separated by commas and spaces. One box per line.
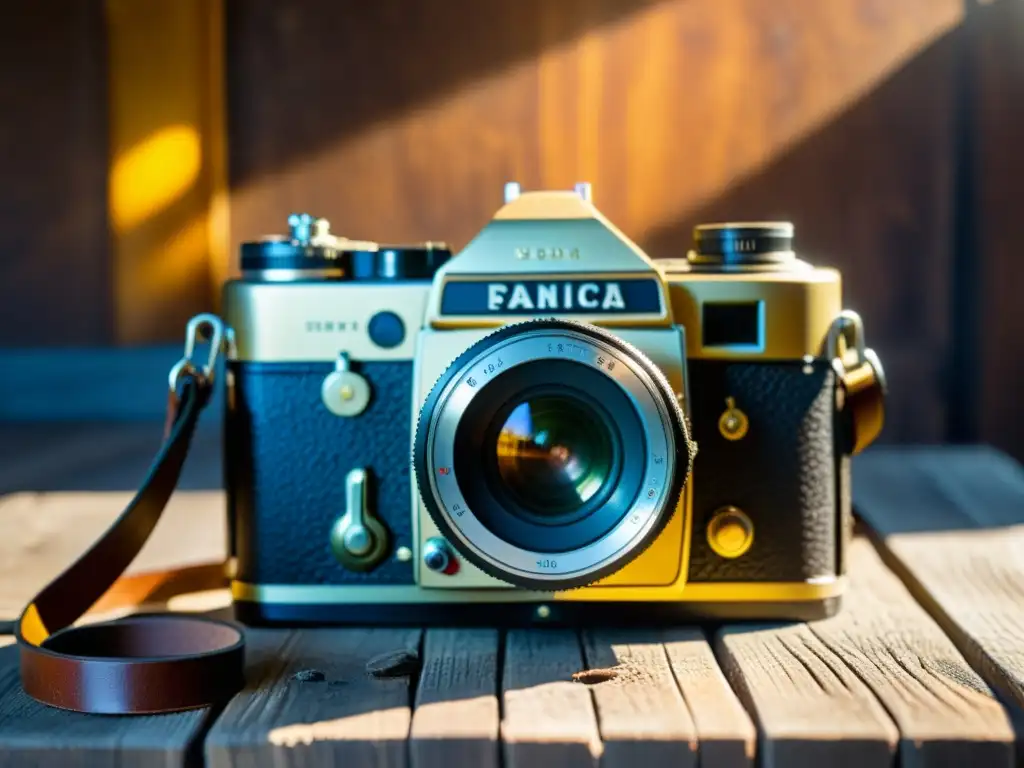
14, 373, 245, 714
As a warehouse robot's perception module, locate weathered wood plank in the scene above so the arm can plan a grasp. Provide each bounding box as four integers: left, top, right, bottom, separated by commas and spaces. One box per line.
205, 627, 421, 767
0, 608, 238, 768
410, 629, 500, 768
854, 447, 1024, 728
579, 629, 697, 767
0, 645, 209, 768
716, 621, 898, 768
808, 537, 1015, 767
0, 490, 226, 619
661, 629, 755, 768
501, 630, 601, 768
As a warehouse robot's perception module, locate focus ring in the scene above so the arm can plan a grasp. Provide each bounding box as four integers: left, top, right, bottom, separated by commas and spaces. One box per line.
412, 318, 696, 591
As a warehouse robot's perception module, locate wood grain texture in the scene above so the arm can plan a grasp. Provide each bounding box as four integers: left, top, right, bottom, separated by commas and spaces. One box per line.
0, 1, 112, 346
225, 0, 962, 445
808, 537, 1016, 766
501, 630, 601, 768
579, 629, 697, 767
204, 627, 421, 767
0, 644, 212, 768
716, 622, 898, 768
853, 447, 1024, 725
411, 629, 500, 768
969, 0, 1024, 463
662, 630, 756, 768
650, 0, 964, 447
0, 490, 226, 619
7, 434, 1024, 765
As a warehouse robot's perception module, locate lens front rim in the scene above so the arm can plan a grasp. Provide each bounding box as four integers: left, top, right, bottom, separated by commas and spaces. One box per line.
415, 320, 692, 590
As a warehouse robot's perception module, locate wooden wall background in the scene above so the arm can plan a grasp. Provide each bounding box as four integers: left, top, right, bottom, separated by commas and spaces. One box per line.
0, 0, 1021, 461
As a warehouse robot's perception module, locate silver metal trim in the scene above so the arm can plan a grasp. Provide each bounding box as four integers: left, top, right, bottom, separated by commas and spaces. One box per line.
422, 326, 680, 585
241, 268, 345, 282
230, 576, 847, 605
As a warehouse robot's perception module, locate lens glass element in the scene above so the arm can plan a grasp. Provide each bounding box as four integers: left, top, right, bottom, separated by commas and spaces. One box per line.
494, 395, 615, 521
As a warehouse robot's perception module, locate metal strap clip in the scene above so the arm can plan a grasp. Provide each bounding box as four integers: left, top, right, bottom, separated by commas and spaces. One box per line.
826, 310, 887, 455
168, 313, 227, 393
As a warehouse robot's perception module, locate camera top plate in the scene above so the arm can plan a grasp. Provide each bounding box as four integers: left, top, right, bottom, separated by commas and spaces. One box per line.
425, 184, 673, 330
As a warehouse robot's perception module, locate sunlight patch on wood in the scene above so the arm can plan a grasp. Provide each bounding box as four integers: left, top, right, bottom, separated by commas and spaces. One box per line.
267, 707, 411, 747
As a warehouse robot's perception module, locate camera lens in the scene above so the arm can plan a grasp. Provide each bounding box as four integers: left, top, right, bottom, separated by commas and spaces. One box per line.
493, 393, 618, 522
414, 319, 695, 591
689, 222, 795, 268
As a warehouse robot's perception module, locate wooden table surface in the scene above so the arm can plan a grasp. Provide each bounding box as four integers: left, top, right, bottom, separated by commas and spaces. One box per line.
0, 425, 1022, 768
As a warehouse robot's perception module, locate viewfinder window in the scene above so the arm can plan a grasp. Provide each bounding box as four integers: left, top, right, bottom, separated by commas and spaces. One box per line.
702, 302, 764, 350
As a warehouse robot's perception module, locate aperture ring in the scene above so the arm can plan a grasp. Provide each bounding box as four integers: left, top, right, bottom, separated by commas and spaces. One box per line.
414, 319, 692, 590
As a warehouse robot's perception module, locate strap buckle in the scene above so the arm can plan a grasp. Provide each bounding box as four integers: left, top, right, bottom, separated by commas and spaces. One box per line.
826, 310, 887, 455
168, 313, 226, 393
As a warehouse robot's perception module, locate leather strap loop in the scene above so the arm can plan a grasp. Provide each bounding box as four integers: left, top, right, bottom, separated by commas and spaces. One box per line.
15, 375, 245, 714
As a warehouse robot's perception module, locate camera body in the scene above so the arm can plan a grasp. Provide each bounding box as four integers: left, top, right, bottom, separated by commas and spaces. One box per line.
223, 184, 884, 626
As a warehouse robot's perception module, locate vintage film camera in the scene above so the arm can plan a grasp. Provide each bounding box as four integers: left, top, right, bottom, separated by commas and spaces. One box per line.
222, 183, 885, 625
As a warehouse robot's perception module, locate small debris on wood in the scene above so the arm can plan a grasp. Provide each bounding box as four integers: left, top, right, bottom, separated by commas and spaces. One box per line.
366, 649, 420, 678
572, 667, 620, 684
292, 669, 326, 683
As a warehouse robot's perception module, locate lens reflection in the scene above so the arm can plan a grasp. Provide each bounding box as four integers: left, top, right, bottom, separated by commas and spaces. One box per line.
494, 395, 615, 521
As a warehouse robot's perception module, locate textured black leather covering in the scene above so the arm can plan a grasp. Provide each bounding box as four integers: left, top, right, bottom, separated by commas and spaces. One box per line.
227, 360, 416, 585
686, 360, 839, 582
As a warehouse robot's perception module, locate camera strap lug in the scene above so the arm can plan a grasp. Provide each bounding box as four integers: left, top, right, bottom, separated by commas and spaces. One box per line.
12, 314, 245, 715
827, 310, 887, 455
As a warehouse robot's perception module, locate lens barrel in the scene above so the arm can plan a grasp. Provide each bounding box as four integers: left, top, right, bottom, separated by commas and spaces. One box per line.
414, 319, 695, 591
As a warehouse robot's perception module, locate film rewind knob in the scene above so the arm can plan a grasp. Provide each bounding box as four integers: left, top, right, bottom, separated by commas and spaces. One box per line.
329, 468, 390, 571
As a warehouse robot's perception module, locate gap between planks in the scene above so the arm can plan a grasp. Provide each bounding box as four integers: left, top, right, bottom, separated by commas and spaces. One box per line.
1, 447, 1022, 767
854, 446, 1024, 763
716, 536, 1016, 768
201, 624, 754, 768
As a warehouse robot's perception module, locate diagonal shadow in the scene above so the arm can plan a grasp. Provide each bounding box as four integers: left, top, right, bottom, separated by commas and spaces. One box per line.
226, 0, 674, 190
641, 16, 966, 449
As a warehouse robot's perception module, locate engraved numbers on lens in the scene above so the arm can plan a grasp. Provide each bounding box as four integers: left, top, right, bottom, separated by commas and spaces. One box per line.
595, 355, 616, 372
548, 341, 588, 359
536, 558, 558, 569
647, 465, 662, 500
467, 358, 504, 390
